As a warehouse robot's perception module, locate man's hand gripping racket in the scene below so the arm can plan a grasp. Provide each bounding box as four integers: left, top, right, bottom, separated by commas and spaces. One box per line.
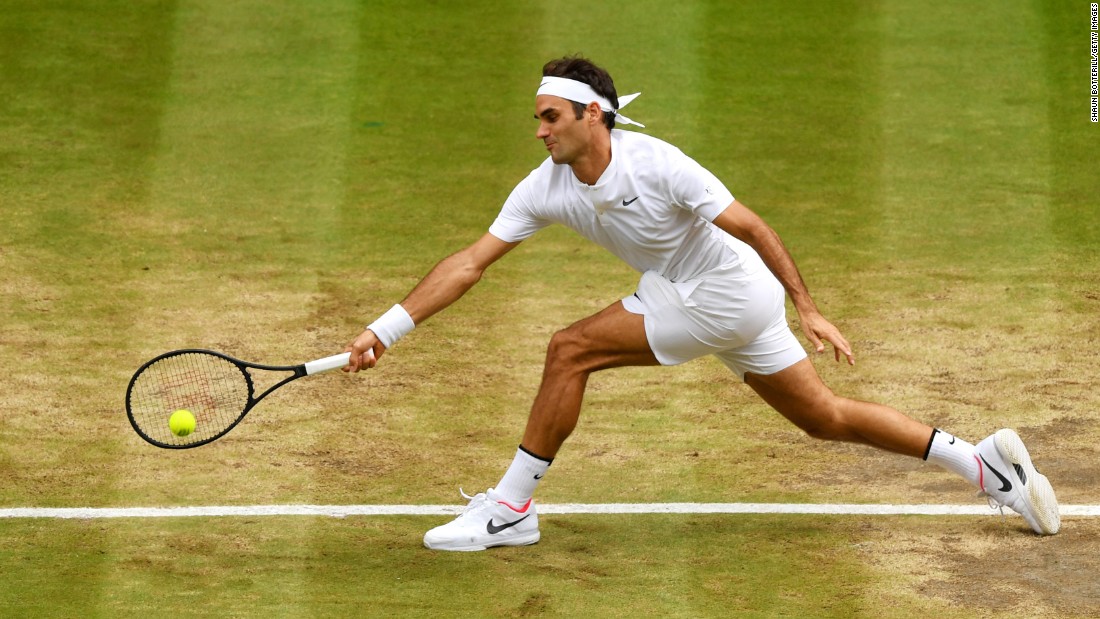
125, 347, 374, 449
343, 329, 386, 373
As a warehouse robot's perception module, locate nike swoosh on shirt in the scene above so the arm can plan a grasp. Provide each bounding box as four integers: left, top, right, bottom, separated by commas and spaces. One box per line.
486, 514, 530, 535
979, 454, 1012, 492
622, 196, 639, 206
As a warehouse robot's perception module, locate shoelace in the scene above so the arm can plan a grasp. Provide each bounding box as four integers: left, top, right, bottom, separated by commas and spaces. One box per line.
456, 488, 490, 517
976, 490, 1006, 516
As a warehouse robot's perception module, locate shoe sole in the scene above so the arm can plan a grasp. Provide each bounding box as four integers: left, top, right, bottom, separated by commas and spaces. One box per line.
995, 429, 1060, 535
423, 531, 541, 552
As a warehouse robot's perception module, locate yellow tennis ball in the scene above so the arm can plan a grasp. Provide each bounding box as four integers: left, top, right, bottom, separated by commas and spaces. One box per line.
169, 409, 196, 437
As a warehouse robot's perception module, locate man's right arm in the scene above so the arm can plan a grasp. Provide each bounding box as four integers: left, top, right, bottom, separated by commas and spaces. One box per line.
344, 232, 520, 372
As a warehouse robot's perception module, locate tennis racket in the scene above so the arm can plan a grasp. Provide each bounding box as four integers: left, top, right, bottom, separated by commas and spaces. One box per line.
125, 349, 365, 449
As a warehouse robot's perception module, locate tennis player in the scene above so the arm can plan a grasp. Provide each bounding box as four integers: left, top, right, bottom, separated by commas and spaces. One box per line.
345, 56, 1060, 550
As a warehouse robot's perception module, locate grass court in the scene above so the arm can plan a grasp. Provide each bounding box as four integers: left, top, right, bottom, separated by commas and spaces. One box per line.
1, 1, 1098, 616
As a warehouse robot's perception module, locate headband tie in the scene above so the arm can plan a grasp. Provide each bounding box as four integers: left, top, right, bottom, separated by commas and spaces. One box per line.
537, 76, 644, 128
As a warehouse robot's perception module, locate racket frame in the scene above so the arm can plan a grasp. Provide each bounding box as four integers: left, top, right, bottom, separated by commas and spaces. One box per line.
125, 349, 350, 449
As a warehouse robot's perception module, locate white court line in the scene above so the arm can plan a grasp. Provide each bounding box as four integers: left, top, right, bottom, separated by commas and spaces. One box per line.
1, 504, 1099, 519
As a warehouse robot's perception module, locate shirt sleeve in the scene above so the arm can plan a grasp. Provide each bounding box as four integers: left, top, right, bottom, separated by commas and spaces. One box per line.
488, 168, 552, 243
666, 150, 734, 222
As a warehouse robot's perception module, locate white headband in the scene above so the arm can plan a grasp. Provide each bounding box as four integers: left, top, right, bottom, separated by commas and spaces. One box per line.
537, 76, 644, 128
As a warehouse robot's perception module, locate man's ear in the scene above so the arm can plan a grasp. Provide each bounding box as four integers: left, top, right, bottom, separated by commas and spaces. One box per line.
585, 101, 603, 126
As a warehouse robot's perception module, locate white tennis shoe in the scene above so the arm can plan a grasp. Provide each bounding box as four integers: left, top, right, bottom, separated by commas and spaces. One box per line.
423, 488, 540, 551
975, 429, 1060, 535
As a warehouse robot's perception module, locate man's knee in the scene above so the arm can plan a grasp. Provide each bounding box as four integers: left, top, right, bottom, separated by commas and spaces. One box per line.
542, 305, 655, 374
545, 325, 589, 368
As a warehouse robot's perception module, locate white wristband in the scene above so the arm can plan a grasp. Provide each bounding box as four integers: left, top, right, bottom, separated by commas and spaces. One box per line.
367, 304, 415, 348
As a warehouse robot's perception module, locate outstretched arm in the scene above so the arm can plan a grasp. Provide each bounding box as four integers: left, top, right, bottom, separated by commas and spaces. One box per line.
711, 200, 854, 365
344, 232, 520, 371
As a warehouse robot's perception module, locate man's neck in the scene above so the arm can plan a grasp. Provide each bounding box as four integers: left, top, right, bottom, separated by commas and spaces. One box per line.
569, 130, 612, 186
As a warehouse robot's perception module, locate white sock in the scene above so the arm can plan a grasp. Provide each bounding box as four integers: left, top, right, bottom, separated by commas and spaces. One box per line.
494, 445, 552, 506
924, 429, 981, 488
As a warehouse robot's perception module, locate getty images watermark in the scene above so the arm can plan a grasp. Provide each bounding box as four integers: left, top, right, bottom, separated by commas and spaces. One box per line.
1092, 3, 1098, 122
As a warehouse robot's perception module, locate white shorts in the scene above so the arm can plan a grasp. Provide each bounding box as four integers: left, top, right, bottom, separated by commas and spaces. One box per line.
621, 265, 807, 380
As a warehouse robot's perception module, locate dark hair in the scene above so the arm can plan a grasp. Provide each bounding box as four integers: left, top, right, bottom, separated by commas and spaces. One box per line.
542, 56, 618, 130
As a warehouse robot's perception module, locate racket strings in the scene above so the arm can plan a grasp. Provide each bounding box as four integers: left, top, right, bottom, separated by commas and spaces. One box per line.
128, 352, 251, 446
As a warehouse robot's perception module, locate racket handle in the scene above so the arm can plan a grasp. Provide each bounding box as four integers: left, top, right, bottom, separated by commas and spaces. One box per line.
304, 350, 376, 375
305, 352, 351, 375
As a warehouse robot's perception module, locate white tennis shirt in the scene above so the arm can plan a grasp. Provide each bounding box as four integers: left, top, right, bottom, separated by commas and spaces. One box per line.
489, 129, 766, 284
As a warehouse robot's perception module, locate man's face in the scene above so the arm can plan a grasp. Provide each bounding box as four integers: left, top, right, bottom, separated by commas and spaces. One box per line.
534, 95, 596, 165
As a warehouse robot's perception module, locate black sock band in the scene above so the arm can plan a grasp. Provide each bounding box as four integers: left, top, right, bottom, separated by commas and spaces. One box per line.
922, 428, 939, 461
519, 443, 553, 465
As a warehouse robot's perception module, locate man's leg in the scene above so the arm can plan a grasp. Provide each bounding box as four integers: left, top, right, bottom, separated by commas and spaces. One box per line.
745, 358, 1059, 534
424, 301, 658, 551
744, 358, 932, 457
521, 301, 659, 459
496, 301, 656, 505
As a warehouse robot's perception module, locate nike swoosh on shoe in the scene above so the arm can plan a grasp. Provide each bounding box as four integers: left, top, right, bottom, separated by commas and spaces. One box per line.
486, 514, 530, 535
979, 454, 1013, 493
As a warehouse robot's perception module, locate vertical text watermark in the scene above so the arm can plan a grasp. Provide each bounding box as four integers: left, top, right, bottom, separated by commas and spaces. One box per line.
1092, 3, 1098, 122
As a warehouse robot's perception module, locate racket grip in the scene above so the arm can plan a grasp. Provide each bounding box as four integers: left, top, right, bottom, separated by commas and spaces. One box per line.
304, 350, 377, 375
305, 352, 353, 375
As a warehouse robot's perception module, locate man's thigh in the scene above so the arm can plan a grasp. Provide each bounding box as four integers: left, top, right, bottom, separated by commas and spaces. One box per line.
556, 301, 659, 371
744, 358, 832, 415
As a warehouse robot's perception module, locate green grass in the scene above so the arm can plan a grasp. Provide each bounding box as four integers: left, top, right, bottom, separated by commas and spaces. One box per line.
0, 516, 916, 618
1, 0, 1098, 617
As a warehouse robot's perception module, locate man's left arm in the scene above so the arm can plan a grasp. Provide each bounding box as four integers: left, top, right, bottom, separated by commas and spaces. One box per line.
710, 200, 855, 365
